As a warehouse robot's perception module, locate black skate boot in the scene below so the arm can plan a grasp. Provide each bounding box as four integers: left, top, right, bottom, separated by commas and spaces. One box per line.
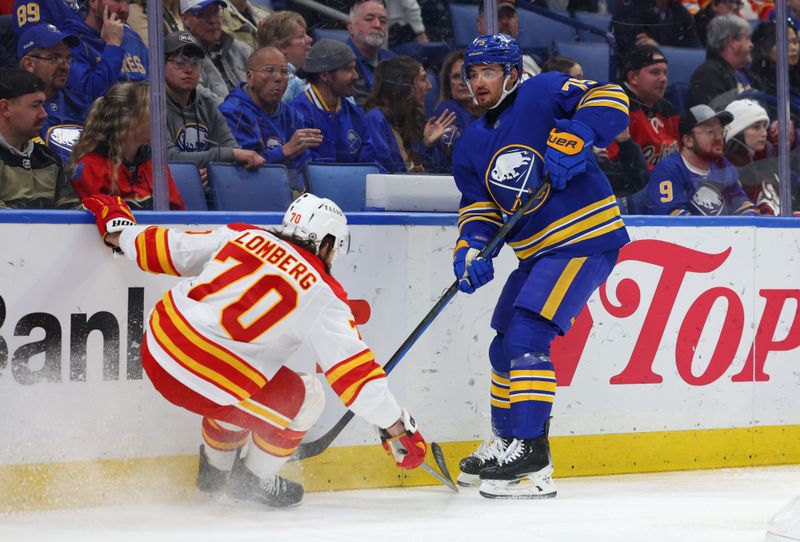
196, 444, 230, 494
457, 437, 510, 487
226, 452, 304, 508
478, 433, 556, 499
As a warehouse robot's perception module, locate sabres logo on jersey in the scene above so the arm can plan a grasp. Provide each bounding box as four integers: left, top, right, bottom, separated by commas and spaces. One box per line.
346, 129, 361, 154
176, 123, 211, 152
485, 144, 546, 213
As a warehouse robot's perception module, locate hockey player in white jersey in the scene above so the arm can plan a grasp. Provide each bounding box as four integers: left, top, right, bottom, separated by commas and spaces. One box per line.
82, 193, 428, 508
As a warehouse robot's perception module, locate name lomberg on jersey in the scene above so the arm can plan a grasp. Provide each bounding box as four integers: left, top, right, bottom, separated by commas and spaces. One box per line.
232, 230, 319, 290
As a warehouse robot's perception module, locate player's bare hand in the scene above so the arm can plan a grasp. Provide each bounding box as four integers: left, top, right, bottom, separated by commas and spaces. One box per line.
233, 148, 265, 170
101, 5, 125, 46
283, 128, 323, 158
423, 109, 457, 147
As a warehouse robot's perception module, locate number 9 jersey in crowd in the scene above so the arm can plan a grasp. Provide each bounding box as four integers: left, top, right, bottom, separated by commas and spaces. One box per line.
116, 222, 402, 431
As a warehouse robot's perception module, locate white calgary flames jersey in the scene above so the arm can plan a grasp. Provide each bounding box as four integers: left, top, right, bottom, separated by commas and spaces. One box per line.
118, 223, 401, 429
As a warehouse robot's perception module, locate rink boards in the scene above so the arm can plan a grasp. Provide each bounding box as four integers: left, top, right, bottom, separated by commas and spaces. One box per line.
0, 211, 799, 510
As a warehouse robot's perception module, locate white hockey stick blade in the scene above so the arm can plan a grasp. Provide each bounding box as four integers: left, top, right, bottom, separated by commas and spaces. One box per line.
421, 463, 459, 493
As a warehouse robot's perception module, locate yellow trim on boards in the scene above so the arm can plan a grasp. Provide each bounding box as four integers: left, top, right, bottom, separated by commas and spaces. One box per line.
2, 425, 800, 512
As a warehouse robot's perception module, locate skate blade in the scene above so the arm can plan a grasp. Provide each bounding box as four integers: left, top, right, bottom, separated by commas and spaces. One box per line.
217, 493, 303, 510
478, 467, 557, 500
456, 472, 481, 487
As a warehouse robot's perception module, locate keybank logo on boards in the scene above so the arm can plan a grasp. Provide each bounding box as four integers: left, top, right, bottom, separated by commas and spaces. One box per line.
0, 288, 145, 385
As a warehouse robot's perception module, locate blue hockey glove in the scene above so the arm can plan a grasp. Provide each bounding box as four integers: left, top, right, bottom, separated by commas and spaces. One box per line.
453, 233, 496, 294
544, 118, 596, 190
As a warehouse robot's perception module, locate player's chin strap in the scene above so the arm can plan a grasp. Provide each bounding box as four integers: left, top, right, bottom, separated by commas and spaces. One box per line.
466, 72, 521, 109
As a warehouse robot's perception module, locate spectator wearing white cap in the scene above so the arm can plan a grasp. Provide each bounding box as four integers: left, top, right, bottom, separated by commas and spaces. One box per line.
646, 103, 757, 216
724, 98, 799, 215
291, 39, 384, 168
181, 0, 253, 103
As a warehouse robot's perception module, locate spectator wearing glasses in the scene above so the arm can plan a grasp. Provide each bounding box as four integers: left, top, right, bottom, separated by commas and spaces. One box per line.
646, 104, 757, 215
164, 31, 264, 178
291, 39, 383, 168
687, 14, 753, 109
347, 0, 396, 107
695, 0, 743, 47
181, 0, 252, 103
70, 82, 186, 210
63, 0, 150, 98
220, 46, 322, 188
257, 11, 313, 103
0, 67, 78, 209
17, 24, 85, 165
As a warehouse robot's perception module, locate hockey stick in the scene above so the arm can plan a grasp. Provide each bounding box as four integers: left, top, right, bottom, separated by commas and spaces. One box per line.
294, 178, 551, 461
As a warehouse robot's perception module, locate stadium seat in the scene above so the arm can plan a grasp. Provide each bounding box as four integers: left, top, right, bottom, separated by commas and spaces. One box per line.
659, 46, 706, 87
574, 12, 612, 44
311, 28, 349, 44
449, 3, 479, 48
665, 82, 688, 114
425, 70, 440, 117
208, 163, 292, 211
305, 162, 381, 212
554, 41, 611, 82
168, 161, 208, 211
516, 9, 576, 56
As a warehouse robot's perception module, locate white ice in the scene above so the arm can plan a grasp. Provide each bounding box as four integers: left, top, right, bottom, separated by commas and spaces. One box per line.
2, 465, 799, 542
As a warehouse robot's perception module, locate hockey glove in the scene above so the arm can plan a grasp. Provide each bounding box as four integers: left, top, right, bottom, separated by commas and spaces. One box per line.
545, 118, 596, 190
82, 195, 137, 248
453, 232, 496, 294
380, 409, 427, 470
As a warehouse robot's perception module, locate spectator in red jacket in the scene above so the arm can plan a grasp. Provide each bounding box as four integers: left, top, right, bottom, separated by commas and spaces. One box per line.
70, 81, 186, 210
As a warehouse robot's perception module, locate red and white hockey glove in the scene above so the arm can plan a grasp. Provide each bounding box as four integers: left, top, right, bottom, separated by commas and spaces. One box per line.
82, 195, 137, 248
380, 408, 427, 470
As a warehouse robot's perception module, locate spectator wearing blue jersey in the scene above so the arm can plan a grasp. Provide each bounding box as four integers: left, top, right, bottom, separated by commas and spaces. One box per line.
646, 103, 757, 215
347, 0, 396, 107
363, 55, 455, 173
63, 0, 150, 99
291, 39, 384, 169
433, 50, 483, 162
17, 24, 86, 165
220, 46, 321, 188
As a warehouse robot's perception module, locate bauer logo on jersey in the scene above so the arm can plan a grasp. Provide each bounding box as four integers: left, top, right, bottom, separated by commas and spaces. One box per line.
485, 144, 545, 213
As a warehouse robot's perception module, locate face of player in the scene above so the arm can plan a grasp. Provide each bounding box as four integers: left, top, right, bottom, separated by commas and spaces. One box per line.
768, 27, 799, 66
411, 66, 431, 108
281, 23, 312, 68
348, 1, 388, 53
629, 57, 668, 106
324, 61, 359, 99
449, 59, 472, 104
246, 50, 289, 112
465, 64, 516, 108
1, 91, 47, 141
477, 7, 519, 38
727, 30, 752, 70
687, 118, 725, 161
28, 42, 72, 95
568, 62, 584, 79
165, 52, 202, 95
183, 4, 223, 47
743, 120, 768, 153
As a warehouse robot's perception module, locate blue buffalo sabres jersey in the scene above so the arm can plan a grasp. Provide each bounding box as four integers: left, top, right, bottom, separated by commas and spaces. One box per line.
453, 71, 631, 263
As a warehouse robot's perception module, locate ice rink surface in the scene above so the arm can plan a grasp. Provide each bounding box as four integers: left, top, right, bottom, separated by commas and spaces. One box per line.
1, 465, 798, 542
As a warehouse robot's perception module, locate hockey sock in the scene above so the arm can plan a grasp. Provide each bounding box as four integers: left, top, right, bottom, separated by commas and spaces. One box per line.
202, 417, 249, 471
509, 353, 556, 439
246, 427, 306, 479
489, 333, 512, 438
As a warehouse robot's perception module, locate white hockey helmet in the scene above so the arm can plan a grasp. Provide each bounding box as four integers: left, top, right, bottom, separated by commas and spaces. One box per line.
281, 193, 350, 257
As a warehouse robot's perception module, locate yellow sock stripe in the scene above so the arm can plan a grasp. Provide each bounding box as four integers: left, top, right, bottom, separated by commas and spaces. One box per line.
490, 398, 511, 409
509, 379, 558, 394
252, 432, 295, 457
151, 310, 250, 400
510, 370, 555, 379
237, 399, 291, 429
509, 393, 555, 403
162, 294, 267, 388
540, 257, 587, 320
201, 427, 247, 451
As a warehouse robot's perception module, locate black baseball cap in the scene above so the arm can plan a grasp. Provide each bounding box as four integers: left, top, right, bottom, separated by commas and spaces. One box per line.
479, 0, 517, 14
0, 67, 44, 100
679, 104, 734, 137
622, 44, 667, 74
164, 31, 205, 57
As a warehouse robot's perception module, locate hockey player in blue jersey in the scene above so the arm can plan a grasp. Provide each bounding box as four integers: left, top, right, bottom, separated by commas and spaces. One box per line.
451, 34, 630, 499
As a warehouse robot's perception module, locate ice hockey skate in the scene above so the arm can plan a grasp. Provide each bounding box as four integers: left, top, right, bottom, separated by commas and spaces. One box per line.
478, 436, 557, 499
226, 452, 304, 508
196, 445, 230, 494
457, 437, 510, 487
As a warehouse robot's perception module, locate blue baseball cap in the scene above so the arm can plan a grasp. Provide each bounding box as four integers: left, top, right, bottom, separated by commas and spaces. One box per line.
17, 24, 79, 60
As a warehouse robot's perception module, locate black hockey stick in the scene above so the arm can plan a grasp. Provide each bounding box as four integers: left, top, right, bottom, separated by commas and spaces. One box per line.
294, 178, 551, 461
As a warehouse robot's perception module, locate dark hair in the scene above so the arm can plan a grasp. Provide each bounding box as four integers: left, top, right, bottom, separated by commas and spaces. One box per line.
541, 56, 579, 76
439, 49, 465, 105
364, 56, 426, 162
0, 67, 44, 100
269, 230, 333, 273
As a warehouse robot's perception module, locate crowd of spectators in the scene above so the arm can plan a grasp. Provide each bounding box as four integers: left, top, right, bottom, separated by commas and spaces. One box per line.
0, 0, 797, 215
